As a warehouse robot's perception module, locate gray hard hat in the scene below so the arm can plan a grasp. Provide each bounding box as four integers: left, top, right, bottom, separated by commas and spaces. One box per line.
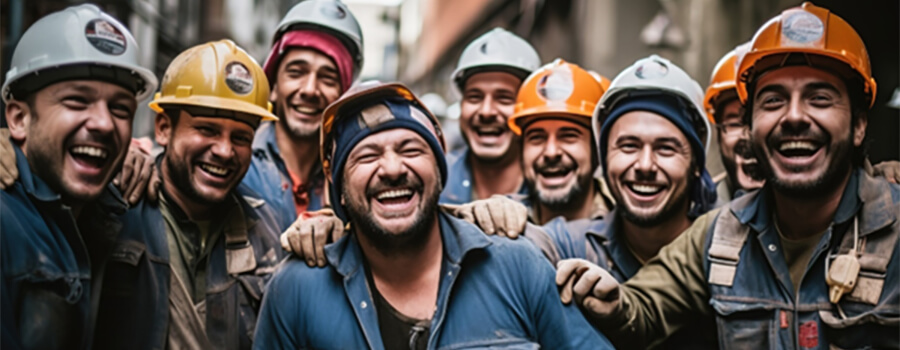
2, 4, 158, 103
451, 27, 541, 94
273, 0, 364, 81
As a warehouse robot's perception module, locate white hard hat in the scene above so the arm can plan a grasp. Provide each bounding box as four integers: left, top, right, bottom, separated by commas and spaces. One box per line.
451, 27, 541, 94
2, 4, 158, 103
593, 54, 710, 149
273, 0, 364, 81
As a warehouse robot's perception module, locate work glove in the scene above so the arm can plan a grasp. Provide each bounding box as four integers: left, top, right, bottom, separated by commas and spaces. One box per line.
280, 208, 346, 267
0, 129, 16, 190
556, 258, 622, 320
113, 137, 159, 205
871, 160, 900, 184
441, 195, 528, 239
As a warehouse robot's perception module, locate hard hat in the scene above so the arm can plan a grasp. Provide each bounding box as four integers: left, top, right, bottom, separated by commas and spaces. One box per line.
594, 54, 711, 149
589, 70, 612, 92
271, 0, 364, 82
148, 40, 276, 124
735, 2, 876, 107
2, 4, 158, 103
704, 43, 750, 124
509, 59, 607, 135
451, 27, 541, 93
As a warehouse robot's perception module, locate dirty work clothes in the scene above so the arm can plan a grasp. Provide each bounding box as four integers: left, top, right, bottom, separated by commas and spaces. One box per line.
527, 209, 716, 349
1, 144, 127, 350
605, 169, 900, 349
91, 184, 284, 350
254, 212, 613, 349
243, 121, 326, 230
440, 148, 528, 205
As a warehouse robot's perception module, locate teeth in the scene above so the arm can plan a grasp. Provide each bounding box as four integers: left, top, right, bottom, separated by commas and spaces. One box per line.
376, 189, 413, 200
476, 127, 503, 134
71, 146, 107, 159
779, 141, 816, 152
293, 106, 320, 115
631, 184, 661, 194
201, 164, 228, 176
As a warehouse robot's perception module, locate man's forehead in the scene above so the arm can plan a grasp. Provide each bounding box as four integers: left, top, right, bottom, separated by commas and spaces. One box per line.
178, 110, 256, 132
463, 71, 522, 92
356, 127, 427, 148
754, 65, 846, 93
525, 118, 589, 133
281, 47, 337, 70
611, 111, 685, 139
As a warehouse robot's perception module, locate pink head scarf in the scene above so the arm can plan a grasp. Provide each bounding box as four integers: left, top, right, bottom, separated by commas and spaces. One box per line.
263, 29, 354, 93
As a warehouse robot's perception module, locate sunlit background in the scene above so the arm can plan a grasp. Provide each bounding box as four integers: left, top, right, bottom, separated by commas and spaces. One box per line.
2, 0, 898, 175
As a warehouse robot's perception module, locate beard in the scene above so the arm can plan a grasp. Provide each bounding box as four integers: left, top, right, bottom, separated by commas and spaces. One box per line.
276, 103, 320, 139
753, 127, 853, 198
343, 176, 442, 256
526, 168, 593, 213
164, 152, 221, 206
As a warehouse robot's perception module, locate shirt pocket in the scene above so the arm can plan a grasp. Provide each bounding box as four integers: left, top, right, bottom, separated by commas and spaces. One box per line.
102, 239, 146, 297
710, 298, 778, 350
819, 301, 900, 349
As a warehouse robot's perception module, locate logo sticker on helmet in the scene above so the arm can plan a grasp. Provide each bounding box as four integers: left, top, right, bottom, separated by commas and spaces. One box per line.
85, 19, 126, 55
782, 12, 824, 44
225, 62, 254, 95
321, 4, 347, 19
537, 66, 574, 102
635, 60, 668, 80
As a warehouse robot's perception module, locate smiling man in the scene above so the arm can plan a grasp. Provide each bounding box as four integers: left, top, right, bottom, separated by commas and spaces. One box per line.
0, 5, 157, 349
555, 3, 900, 349
440, 27, 541, 204
254, 82, 612, 349
89, 40, 284, 349
242, 0, 363, 229
507, 59, 612, 225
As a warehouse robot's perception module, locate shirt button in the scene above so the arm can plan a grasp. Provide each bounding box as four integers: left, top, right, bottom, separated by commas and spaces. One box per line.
447, 271, 452, 277
462, 180, 470, 187
768, 244, 777, 252
360, 301, 368, 309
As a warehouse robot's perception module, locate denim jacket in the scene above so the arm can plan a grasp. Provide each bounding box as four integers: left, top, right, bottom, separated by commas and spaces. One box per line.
532, 210, 716, 349
705, 169, 900, 349
440, 148, 529, 205
91, 184, 285, 350
243, 122, 325, 230
1, 144, 126, 350
254, 212, 613, 349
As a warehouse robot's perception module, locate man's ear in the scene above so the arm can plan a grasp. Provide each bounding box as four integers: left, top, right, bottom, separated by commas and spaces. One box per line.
852, 111, 867, 147
269, 85, 278, 105
155, 111, 174, 147
5, 99, 31, 143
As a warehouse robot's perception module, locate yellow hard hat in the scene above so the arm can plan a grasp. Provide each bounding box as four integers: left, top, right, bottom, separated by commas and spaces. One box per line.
149, 39, 277, 124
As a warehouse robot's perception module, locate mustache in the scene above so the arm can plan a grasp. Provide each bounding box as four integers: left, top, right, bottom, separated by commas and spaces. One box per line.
767, 127, 829, 148
534, 158, 576, 173
734, 139, 756, 160
366, 176, 424, 198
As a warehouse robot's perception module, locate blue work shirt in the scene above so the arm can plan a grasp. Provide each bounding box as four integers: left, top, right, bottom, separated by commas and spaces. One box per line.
254, 212, 613, 349
1, 144, 126, 350
243, 121, 325, 230
440, 148, 528, 205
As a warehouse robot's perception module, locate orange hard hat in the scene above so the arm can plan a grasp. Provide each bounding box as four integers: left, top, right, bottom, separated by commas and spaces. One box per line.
735, 2, 876, 107
509, 59, 608, 135
704, 43, 750, 124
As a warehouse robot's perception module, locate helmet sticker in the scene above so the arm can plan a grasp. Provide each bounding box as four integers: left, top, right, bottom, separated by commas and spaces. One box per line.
635, 60, 668, 80
225, 62, 254, 95
537, 65, 574, 102
85, 19, 126, 55
321, 4, 347, 19
782, 12, 824, 44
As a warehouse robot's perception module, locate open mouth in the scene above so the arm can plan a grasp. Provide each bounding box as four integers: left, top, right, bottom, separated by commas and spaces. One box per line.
474, 126, 505, 138
199, 163, 231, 178
776, 140, 821, 158
70, 145, 109, 168
290, 104, 322, 117
626, 182, 665, 196
537, 166, 574, 186
374, 188, 415, 205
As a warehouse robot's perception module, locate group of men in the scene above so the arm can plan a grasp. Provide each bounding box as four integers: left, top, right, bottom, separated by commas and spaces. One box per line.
1, 1, 898, 349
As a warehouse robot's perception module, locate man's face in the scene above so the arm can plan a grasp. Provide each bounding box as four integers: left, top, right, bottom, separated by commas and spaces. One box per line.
605, 111, 694, 227
459, 72, 521, 161
522, 119, 594, 210
749, 66, 864, 196
157, 111, 255, 205
716, 97, 764, 191
271, 48, 342, 138
342, 128, 442, 253
9, 80, 136, 202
